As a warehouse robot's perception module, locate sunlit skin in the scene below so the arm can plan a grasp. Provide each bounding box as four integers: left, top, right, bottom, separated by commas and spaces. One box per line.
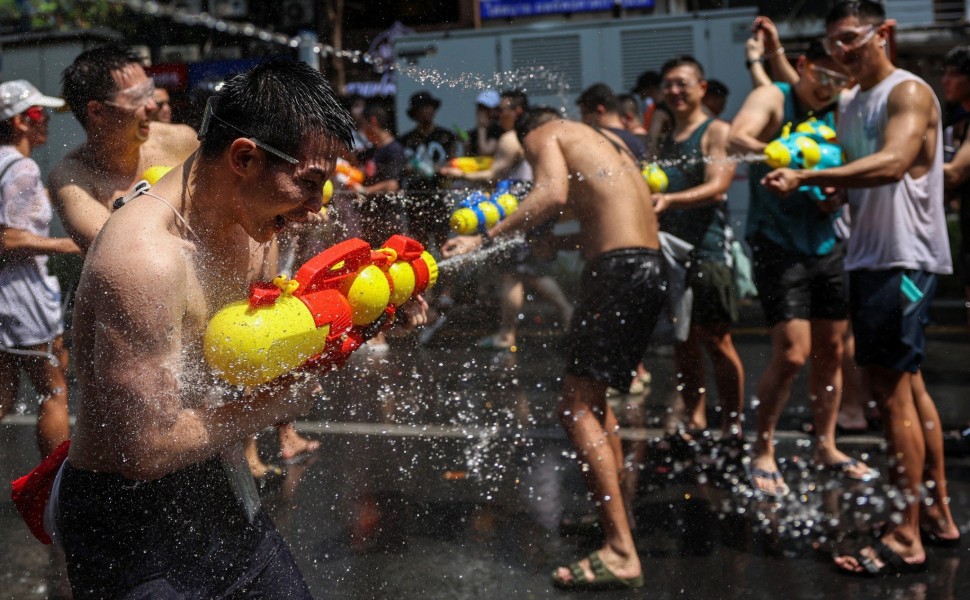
67, 136, 337, 479
48, 61, 199, 253
757, 13, 958, 575
726, 49, 868, 496
443, 118, 659, 587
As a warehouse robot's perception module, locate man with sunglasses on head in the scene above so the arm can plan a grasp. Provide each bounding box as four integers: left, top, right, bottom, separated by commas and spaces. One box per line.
49, 44, 198, 252
729, 40, 874, 499
762, 0, 958, 576
51, 60, 413, 598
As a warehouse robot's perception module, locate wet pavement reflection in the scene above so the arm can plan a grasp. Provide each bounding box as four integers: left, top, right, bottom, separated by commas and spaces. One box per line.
2, 305, 969, 598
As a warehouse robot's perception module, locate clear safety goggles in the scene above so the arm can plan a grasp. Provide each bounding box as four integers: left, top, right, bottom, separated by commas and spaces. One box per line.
198, 95, 298, 165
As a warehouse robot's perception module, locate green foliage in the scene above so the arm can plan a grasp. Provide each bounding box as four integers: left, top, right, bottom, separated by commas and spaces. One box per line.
0, 0, 127, 33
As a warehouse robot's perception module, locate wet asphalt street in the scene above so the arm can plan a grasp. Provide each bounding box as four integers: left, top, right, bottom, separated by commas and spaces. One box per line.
1, 299, 969, 599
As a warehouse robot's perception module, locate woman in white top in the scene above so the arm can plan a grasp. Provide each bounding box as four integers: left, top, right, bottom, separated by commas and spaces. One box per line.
0, 80, 81, 458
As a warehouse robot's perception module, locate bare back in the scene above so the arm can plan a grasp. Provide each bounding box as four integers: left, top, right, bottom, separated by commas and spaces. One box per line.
524, 119, 659, 259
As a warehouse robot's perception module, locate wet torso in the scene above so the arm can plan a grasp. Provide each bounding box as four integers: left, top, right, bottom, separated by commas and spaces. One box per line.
68, 192, 258, 474
533, 120, 659, 259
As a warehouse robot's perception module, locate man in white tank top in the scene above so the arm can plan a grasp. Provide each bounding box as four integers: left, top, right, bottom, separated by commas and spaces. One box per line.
762, 0, 959, 576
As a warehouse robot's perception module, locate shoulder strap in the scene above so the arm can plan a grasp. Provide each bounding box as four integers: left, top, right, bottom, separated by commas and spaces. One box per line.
0, 155, 27, 186
591, 125, 640, 164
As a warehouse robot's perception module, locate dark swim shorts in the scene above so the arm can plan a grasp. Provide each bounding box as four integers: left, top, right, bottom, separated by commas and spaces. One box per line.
687, 258, 738, 326
750, 233, 849, 327
850, 269, 936, 374
57, 458, 312, 599
564, 247, 667, 392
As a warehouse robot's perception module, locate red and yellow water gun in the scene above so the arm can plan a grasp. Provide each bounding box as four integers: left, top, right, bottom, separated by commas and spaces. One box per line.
204, 235, 437, 387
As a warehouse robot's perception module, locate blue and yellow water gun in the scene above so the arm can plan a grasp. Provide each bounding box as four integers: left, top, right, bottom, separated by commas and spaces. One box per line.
449, 180, 520, 235
763, 118, 844, 200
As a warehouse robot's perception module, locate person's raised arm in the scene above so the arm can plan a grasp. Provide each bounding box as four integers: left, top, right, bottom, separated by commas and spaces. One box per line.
440, 131, 523, 182
728, 84, 782, 155
763, 80, 935, 196
85, 241, 312, 480
48, 164, 111, 253
746, 32, 773, 89
654, 120, 736, 213
441, 125, 568, 257
754, 16, 799, 86
489, 128, 568, 238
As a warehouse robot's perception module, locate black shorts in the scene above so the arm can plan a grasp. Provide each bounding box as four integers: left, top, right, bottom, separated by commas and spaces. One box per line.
750, 233, 849, 327
688, 259, 738, 326
850, 269, 936, 373
57, 458, 312, 599
564, 248, 667, 392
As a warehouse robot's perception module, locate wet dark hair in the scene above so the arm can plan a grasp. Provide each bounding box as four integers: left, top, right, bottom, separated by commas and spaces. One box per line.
500, 89, 529, 111
198, 60, 355, 165
364, 101, 393, 131
615, 93, 639, 117
634, 71, 661, 94
576, 83, 617, 113
805, 39, 831, 62
705, 80, 729, 99
62, 44, 143, 129
515, 106, 559, 143
825, 0, 886, 26
944, 46, 970, 77
660, 55, 705, 80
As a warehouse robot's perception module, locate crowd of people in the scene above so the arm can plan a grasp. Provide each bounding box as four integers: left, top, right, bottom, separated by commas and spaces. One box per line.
0, 0, 967, 595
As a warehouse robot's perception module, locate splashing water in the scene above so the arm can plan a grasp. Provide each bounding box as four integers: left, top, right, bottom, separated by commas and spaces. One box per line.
436, 232, 526, 274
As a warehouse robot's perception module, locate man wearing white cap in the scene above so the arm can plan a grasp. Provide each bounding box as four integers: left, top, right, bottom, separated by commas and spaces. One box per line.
49, 44, 198, 252
0, 79, 82, 459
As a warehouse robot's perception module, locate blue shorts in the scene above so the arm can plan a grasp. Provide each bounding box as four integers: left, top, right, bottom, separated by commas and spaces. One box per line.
849, 269, 936, 373
564, 247, 667, 391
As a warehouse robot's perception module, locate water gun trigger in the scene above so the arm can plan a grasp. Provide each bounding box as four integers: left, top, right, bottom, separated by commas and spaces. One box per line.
293, 238, 373, 294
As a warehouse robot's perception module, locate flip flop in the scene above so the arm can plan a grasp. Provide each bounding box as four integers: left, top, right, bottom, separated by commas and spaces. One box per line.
819, 458, 878, 482
837, 540, 927, 577
749, 467, 790, 497
551, 551, 644, 591
921, 527, 962, 549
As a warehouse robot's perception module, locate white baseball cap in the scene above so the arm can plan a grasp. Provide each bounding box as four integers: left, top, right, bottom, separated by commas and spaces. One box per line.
0, 80, 65, 120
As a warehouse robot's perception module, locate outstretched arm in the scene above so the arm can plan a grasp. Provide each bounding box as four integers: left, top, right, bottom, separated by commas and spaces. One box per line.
653, 120, 736, 213
763, 80, 935, 195
48, 166, 111, 253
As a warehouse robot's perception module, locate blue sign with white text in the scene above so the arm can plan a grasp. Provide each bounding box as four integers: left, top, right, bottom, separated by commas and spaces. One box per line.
481, 0, 654, 20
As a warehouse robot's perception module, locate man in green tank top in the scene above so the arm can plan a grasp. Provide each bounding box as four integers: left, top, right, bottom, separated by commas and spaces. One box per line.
652, 56, 745, 450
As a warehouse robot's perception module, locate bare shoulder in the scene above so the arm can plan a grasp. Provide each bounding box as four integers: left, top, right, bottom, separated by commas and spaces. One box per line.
887, 78, 936, 113
89, 204, 188, 291
704, 119, 732, 149
49, 150, 90, 190
146, 122, 200, 165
